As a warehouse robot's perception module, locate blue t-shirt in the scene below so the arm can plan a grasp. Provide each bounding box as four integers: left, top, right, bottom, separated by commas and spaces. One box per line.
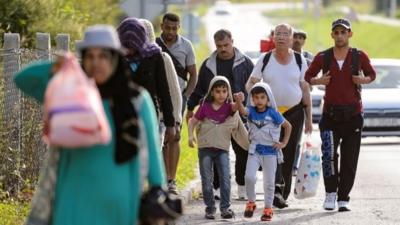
247, 106, 284, 155
247, 106, 284, 128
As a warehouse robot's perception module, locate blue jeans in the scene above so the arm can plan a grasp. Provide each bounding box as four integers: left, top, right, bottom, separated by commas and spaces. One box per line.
198, 148, 231, 212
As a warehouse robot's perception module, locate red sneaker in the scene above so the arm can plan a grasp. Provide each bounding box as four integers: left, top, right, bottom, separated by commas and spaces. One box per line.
261, 208, 273, 221
244, 201, 256, 218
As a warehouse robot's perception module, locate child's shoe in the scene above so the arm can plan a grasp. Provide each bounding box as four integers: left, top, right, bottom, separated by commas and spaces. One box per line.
260, 208, 273, 221
221, 208, 235, 219
244, 201, 256, 218
204, 207, 216, 219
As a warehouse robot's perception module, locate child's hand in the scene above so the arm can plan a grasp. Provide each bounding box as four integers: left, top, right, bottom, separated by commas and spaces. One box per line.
188, 136, 197, 148
233, 92, 245, 102
273, 141, 287, 150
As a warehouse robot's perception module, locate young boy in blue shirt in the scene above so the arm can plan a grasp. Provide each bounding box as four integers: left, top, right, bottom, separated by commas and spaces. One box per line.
235, 82, 292, 221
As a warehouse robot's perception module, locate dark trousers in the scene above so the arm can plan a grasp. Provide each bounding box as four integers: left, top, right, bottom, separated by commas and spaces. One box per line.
213, 137, 248, 189
275, 103, 305, 200
319, 113, 363, 202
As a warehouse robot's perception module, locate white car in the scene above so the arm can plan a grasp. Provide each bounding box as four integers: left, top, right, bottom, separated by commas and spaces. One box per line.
310, 86, 324, 123
362, 58, 400, 137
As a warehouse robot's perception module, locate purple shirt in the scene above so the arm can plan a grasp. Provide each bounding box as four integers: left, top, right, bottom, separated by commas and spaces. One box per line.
194, 102, 233, 124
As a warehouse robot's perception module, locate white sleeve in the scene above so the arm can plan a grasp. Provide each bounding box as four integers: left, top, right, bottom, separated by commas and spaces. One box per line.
162, 53, 183, 123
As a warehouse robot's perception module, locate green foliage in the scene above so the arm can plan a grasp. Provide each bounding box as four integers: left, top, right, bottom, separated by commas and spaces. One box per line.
0, 0, 123, 48
0, 202, 29, 225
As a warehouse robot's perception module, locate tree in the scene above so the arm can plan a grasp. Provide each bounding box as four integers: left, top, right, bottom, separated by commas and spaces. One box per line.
0, 0, 123, 48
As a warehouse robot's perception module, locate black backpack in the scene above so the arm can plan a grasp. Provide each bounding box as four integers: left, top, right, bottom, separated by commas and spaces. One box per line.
322, 47, 361, 92
261, 51, 303, 73
322, 47, 360, 75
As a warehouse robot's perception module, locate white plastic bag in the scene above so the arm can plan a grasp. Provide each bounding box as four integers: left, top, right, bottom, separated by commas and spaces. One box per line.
44, 53, 111, 148
294, 136, 322, 199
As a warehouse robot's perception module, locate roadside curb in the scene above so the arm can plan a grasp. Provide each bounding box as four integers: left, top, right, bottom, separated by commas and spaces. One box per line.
180, 168, 201, 206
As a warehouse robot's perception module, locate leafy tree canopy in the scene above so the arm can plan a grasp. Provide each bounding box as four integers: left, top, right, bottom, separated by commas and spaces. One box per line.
0, 0, 123, 48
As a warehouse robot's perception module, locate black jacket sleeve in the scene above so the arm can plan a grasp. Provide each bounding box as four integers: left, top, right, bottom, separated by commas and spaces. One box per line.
187, 59, 212, 111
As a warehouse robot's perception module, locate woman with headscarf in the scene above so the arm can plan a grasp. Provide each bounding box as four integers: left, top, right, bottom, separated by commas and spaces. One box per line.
117, 17, 176, 144
16, 25, 166, 225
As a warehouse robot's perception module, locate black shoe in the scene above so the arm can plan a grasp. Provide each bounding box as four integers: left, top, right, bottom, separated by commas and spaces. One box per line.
205, 211, 215, 219
205, 207, 216, 219
273, 196, 288, 209
168, 180, 179, 195
221, 208, 235, 219
338, 206, 351, 212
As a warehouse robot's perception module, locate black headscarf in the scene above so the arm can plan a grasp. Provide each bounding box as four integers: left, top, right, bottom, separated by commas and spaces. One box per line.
82, 49, 141, 164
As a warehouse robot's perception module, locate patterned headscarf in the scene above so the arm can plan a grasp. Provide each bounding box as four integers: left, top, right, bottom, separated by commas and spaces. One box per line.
117, 17, 161, 60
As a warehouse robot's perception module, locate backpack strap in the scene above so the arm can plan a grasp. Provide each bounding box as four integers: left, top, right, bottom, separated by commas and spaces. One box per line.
294, 51, 302, 72
322, 47, 333, 74
261, 51, 272, 73
351, 48, 360, 75
156, 37, 188, 81
261, 51, 302, 73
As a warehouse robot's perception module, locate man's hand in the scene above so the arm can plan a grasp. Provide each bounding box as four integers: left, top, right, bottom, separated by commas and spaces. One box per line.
186, 110, 194, 124
318, 71, 331, 85
273, 141, 287, 150
233, 92, 245, 102
173, 123, 181, 141
188, 136, 197, 148
164, 126, 176, 143
51, 55, 66, 74
304, 118, 313, 134
183, 89, 192, 98
352, 75, 370, 85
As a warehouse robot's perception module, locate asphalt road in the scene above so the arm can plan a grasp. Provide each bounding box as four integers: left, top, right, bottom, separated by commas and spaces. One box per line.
177, 2, 400, 224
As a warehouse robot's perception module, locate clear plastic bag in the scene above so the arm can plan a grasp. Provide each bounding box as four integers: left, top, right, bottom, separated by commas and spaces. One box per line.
44, 53, 111, 148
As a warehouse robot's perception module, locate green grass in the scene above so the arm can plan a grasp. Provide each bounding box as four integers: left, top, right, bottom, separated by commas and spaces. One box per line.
264, 8, 400, 58
173, 4, 211, 189
175, 121, 198, 189
0, 203, 29, 225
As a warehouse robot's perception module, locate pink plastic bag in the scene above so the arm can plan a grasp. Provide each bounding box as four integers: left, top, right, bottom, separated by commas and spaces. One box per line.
43, 53, 111, 148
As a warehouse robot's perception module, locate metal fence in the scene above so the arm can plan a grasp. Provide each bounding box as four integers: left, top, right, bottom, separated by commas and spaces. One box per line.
0, 33, 70, 198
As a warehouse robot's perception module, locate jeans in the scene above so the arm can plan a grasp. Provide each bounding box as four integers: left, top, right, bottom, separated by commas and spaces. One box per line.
198, 148, 231, 211
213, 137, 248, 189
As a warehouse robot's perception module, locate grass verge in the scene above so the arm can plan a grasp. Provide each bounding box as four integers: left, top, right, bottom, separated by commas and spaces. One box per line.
0, 202, 29, 225
171, 4, 211, 189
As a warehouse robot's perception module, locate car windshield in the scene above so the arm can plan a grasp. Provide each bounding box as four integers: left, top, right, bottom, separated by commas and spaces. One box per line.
364, 65, 400, 89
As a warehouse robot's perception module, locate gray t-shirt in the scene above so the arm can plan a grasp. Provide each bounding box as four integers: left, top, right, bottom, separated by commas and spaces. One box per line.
159, 35, 196, 90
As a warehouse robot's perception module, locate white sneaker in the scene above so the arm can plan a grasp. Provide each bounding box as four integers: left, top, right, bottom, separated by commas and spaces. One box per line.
323, 192, 337, 210
338, 201, 350, 212
214, 188, 220, 200
237, 185, 246, 200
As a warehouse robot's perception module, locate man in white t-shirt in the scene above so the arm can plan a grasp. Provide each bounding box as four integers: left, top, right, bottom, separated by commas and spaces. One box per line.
246, 23, 313, 208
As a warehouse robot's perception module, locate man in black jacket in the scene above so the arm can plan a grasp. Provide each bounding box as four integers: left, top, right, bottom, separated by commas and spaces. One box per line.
186, 29, 254, 200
